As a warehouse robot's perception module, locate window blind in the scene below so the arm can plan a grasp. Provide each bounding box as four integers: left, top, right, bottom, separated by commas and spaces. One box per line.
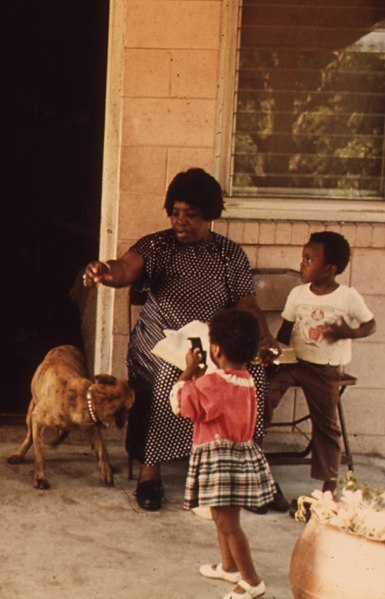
232, 0, 385, 199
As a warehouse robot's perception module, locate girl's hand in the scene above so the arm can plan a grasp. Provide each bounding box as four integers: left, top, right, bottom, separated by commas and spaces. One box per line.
180, 348, 207, 381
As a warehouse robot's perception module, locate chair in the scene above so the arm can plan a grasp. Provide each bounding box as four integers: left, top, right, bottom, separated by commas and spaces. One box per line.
252, 268, 355, 471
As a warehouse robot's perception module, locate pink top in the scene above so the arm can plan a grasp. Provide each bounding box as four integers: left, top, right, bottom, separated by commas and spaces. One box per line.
170, 369, 258, 445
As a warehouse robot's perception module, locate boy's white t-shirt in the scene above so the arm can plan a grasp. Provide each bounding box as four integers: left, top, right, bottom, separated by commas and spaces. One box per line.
282, 284, 373, 366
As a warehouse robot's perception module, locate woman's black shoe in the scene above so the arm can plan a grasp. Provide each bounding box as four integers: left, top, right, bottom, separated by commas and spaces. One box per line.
135, 480, 162, 511
244, 504, 269, 515
246, 483, 290, 515
268, 483, 290, 512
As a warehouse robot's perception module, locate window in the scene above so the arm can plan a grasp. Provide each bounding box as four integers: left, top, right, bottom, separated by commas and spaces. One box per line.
217, 0, 385, 219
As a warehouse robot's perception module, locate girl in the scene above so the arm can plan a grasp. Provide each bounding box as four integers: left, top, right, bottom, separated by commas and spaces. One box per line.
170, 309, 275, 599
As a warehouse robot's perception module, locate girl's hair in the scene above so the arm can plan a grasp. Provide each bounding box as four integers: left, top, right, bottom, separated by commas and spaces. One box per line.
309, 231, 350, 274
209, 309, 260, 364
164, 168, 225, 220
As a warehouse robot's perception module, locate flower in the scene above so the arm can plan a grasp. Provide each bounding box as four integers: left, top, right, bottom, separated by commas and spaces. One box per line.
295, 473, 385, 540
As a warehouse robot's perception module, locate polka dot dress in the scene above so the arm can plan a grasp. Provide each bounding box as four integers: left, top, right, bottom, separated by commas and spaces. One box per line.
126, 229, 266, 465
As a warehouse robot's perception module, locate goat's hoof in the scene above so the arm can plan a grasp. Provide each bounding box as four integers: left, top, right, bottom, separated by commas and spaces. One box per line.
102, 476, 114, 487
34, 478, 50, 490
7, 455, 24, 465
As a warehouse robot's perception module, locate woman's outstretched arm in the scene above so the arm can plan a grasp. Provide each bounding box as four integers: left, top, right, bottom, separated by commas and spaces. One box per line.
83, 250, 145, 289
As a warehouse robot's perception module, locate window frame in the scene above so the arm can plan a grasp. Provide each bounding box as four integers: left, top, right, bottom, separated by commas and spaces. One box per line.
214, 0, 385, 223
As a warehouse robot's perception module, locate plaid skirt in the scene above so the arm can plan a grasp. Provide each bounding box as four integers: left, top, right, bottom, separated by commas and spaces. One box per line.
184, 438, 275, 510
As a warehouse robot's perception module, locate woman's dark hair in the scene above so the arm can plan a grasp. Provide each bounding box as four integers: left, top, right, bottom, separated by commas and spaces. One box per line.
309, 231, 351, 274
209, 309, 260, 364
164, 168, 225, 220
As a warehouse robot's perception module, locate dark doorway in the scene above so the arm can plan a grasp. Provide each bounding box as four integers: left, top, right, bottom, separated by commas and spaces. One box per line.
3, 2, 109, 418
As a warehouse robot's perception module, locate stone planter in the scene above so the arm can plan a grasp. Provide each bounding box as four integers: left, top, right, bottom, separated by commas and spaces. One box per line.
290, 516, 385, 599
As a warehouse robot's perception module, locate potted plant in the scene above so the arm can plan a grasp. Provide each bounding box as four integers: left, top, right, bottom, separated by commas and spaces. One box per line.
289, 473, 385, 599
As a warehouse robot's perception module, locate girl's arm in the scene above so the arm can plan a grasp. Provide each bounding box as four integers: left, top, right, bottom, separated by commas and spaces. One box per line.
170, 349, 206, 416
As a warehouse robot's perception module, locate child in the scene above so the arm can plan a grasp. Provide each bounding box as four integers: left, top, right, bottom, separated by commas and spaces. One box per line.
170, 309, 275, 599
266, 231, 376, 494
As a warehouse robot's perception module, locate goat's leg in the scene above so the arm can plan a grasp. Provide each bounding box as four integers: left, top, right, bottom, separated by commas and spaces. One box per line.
32, 417, 49, 489
50, 428, 70, 448
7, 400, 35, 464
89, 426, 113, 486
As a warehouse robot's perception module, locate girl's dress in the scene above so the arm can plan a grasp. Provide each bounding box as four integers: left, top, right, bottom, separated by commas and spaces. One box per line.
170, 369, 275, 510
126, 229, 267, 466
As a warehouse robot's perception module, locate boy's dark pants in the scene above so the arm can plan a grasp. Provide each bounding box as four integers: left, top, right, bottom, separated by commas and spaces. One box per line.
266, 360, 343, 482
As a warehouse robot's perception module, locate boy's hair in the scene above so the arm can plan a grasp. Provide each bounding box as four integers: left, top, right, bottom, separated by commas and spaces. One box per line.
164, 168, 225, 220
209, 309, 260, 364
309, 231, 351, 274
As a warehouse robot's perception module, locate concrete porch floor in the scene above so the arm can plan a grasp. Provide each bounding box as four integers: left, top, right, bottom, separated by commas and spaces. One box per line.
1, 424, 384, 599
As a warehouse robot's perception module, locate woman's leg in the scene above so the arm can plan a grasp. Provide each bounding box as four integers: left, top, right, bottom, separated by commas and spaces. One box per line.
139, 463, 161, 481
211, 506, 261, 588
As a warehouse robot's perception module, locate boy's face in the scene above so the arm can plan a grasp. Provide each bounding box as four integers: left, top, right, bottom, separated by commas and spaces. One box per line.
300, 241, 334, 283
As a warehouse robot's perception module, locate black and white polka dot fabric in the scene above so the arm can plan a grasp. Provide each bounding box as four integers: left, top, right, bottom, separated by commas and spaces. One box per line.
126, 229, 266, 465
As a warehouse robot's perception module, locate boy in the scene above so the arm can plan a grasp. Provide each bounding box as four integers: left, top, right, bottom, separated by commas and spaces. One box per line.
266, 231, 376, 494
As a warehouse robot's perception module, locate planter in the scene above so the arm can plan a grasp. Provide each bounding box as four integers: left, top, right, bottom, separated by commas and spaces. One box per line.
290, 516, 385, 599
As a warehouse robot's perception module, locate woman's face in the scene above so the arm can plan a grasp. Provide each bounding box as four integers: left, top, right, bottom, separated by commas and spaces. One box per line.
170, 201, 211, 244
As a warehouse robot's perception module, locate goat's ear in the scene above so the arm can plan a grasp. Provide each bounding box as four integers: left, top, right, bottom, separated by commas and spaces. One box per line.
94, 374, 117, 385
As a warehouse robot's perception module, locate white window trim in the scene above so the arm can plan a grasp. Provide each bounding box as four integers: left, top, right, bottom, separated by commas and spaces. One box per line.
215, 0, 385, 223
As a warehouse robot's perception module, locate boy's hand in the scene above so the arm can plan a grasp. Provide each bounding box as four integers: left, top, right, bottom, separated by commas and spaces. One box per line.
322, 317, 376, 342
322, 317, 352, 342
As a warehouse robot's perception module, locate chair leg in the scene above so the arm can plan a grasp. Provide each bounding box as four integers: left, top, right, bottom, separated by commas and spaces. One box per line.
338, 387, 354, 471
128, 455, 134, 480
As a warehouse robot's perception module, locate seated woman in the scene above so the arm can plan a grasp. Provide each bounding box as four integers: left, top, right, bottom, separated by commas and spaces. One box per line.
83, 168, 282, 511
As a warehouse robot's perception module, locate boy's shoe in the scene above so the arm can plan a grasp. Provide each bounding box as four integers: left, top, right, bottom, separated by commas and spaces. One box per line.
199, 563, 241, 583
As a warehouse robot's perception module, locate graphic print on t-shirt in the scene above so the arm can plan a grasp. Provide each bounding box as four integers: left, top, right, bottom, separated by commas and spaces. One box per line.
294, 304, 344, 348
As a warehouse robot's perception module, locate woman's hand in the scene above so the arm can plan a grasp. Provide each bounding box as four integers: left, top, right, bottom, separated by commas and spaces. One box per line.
83, 251, 145, 289
258, 336, 281, 367
83, 261, 113, 288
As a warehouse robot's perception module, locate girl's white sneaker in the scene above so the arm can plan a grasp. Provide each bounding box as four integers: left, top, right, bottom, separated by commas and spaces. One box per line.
199, 563, 241, 583
191, 506, 213, 520
223, 579, 266, 598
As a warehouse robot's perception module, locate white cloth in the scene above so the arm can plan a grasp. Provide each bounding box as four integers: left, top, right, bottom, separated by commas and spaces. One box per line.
282, 284, 373, 366
151, 320, 217, 371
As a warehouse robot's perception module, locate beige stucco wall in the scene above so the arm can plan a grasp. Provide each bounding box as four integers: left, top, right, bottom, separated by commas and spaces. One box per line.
98, 0, 385, 456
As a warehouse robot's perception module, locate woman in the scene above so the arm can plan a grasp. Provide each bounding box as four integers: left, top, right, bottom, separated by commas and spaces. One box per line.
83, 168, 279, 511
